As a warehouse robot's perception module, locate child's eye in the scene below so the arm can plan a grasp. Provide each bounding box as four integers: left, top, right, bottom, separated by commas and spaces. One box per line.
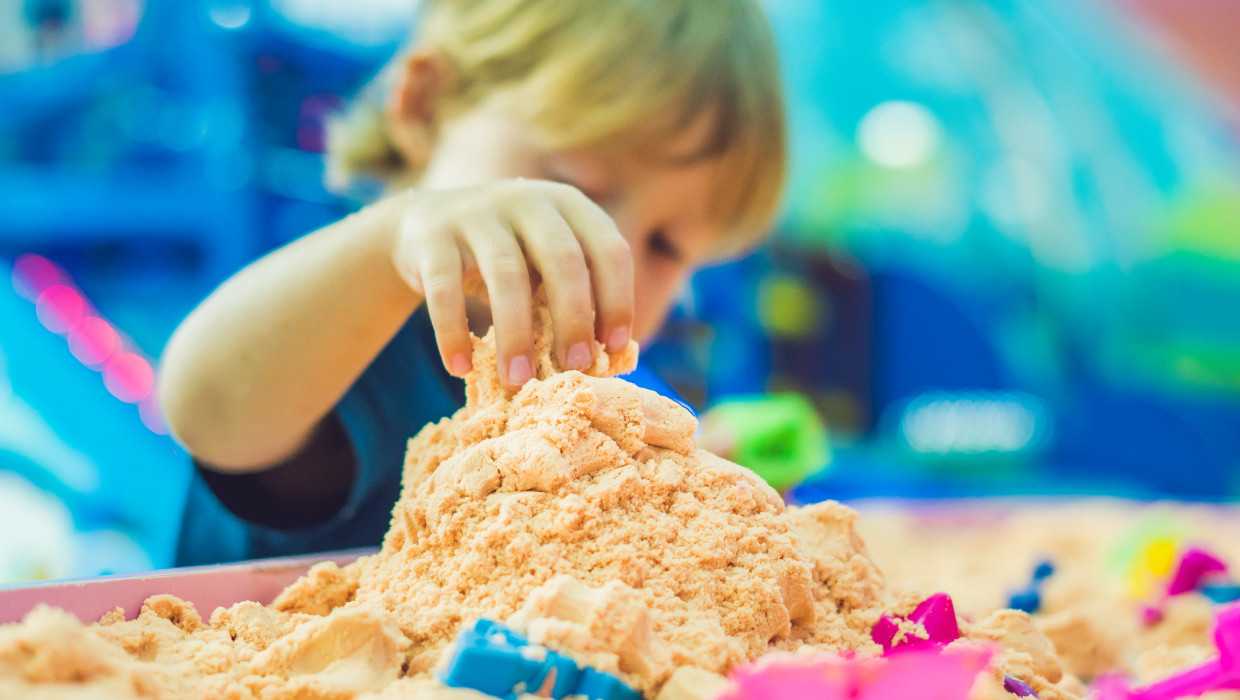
648, 229, 683, 263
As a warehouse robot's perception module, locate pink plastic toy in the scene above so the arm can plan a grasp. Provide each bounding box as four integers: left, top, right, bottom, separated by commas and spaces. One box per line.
1142, 546, 1230, 627
714, 645, 993, 700
871, 592, 961, 653
1166, 547, 1228, 597
1097, 602, 1240, 700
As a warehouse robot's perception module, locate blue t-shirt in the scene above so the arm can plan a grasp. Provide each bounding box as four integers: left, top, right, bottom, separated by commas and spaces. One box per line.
175, 308, 465, 566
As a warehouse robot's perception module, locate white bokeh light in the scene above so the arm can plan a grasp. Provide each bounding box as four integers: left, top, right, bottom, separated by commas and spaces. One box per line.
857, 100, 943, 169
900, 392, 1044, 454
208, 1, 253, 30
270, 0, 420, 45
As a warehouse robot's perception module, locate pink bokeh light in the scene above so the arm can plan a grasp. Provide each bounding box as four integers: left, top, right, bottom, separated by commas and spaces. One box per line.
68, 317, 121, 367
35, 285, 85, 334
12, 254, 62, 301
103, 353, 156, 403
139, 394, 168, 435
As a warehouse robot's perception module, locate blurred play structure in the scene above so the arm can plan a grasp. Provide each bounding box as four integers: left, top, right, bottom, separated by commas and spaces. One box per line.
649, 0, 1240, 502
2, 0, 1240, 580
1, 255, 170, 581
0, 0, 416, 576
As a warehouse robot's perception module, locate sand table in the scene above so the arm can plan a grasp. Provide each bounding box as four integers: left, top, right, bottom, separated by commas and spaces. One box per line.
0, 299, 1231, 699
855, 499, 1240, 689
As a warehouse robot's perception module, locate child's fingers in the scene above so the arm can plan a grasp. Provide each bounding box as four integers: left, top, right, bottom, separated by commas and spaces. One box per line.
416, 233, 472, 377
553, 188, 635, 351
462, 217, 535, 389
510, 200, 597, 372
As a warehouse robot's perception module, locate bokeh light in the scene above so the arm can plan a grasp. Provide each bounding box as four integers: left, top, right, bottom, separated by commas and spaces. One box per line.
139, 394, 169, 435
207, 1, 253, 30
857, 100, 943, 169
35, 285, 85, 334
900, 392, 1044, 454
758, 274, 822, 338
12, 254, 62, 301
103, 353, 156, 404
68, 317, 121, 367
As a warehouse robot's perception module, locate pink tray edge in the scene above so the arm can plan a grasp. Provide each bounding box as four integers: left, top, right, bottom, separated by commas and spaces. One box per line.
0, 547, 378, 625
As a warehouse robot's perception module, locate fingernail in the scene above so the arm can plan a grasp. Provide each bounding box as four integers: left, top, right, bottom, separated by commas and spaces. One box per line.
566, 342, 592, 370
449, 354, 472, 377
607, 327, 630, 351
507, 355, 532, 387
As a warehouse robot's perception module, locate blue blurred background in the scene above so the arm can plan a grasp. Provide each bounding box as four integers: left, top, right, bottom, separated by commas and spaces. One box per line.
1, 0, 1238, 581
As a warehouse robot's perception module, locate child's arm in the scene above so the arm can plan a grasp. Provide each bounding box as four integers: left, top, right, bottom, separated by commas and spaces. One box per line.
160, 180, 633, 474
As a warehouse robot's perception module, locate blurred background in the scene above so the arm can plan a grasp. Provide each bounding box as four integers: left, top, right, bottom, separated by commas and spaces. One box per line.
1, 0, 1238, 582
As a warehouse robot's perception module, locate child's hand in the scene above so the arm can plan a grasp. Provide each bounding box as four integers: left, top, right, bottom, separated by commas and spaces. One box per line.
391, 179, 634, 389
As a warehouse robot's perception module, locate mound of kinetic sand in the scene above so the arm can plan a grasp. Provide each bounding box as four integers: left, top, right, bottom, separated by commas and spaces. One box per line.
269, 301, 908, 695
0, 300, 1223, 699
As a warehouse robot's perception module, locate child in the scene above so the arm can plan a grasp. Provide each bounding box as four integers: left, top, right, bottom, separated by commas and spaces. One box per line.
161, 0, 786, 566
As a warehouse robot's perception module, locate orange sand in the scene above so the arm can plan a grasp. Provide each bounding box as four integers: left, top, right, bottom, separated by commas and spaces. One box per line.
0, 302, 1229, 699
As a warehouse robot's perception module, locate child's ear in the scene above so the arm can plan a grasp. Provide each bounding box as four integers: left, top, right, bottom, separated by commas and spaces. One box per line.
387, 50, 456, 172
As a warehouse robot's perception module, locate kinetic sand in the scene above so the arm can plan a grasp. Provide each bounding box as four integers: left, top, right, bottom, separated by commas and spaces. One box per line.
1, 301, 1235, 699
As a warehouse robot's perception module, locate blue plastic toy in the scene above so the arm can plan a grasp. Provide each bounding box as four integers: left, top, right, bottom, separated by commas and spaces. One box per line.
438, 619, 641, 700
1203, 583, 1240, 605
1008, 560, 1056, 614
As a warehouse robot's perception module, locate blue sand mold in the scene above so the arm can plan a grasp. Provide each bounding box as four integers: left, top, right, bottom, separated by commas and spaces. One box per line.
439, 619, 639, 700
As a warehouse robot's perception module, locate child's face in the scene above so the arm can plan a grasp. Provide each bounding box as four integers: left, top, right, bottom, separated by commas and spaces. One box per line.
417, 95, 731, 343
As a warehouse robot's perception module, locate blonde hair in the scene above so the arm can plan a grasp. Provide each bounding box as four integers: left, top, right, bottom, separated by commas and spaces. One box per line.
328, 0, 786, 256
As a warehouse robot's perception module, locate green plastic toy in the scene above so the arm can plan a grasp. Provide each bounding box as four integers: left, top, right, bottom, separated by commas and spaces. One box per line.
700, 393, 831, 492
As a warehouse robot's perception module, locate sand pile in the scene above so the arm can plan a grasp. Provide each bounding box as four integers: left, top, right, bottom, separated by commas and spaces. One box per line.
0, 301, 1157, 699
270, 301, 905, 695
275, 308, 892, 688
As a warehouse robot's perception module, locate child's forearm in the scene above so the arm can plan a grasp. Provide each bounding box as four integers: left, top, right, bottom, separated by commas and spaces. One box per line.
159, 195, 420, 473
